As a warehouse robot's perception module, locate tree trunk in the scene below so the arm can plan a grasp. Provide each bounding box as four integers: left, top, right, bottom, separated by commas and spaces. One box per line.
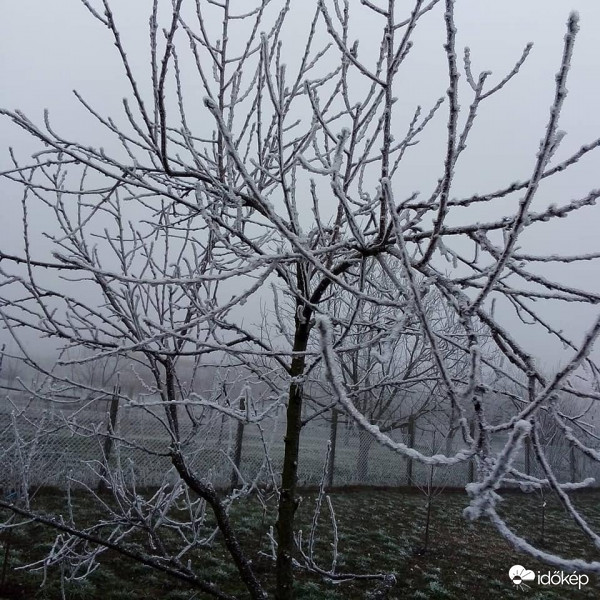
445, 404, 456, 456
570, 445, 578, 482
172, 452, 266, 600
98, 385, 120, 493
326, 408, 339, 488
230, 395, 245, 489
164, 360, 180, 439
468, 419, 476, 483
356, 428, 373, 483
275, 316, 310, 600
423, 464, 435, 552
406, 416, 415, 486
524, 438, 531, 476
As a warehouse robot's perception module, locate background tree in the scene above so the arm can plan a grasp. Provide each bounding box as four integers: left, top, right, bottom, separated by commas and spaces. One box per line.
309, 267, 470, 483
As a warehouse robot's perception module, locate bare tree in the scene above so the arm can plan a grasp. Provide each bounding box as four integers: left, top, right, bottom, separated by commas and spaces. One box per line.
1, 1, 600, 598
311, 269, 469, 483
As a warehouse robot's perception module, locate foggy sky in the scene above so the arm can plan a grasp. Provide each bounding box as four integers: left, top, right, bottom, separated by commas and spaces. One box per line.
1, 0, 600, 368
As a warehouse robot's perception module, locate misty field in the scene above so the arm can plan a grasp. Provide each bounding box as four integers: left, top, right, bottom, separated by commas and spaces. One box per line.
1, 488, 598, 599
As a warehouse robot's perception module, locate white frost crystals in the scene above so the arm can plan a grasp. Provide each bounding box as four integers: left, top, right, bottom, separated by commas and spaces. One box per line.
1, 1, 600, 597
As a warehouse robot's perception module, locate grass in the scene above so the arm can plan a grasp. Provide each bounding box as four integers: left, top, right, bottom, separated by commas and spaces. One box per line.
1, 487, 599, 599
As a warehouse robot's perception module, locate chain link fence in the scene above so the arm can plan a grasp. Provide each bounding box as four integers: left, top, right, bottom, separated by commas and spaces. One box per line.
1, 389, 599, 493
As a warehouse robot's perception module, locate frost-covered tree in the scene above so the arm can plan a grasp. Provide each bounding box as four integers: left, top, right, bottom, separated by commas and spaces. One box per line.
312, 267, 470, 483
2, 1, 600, 598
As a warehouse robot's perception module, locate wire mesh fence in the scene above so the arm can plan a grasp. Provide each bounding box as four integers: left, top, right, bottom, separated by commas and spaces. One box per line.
1, 390, 599, 493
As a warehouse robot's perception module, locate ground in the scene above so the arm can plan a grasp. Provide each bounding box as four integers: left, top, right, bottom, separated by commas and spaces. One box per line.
1, 487, 598, 599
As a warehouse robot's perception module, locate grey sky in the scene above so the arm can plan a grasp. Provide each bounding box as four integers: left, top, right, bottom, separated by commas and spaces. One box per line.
1, 0, 600, 367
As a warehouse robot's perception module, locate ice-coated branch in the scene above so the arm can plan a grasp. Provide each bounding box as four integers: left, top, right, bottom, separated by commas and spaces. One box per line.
0, 498, 237, 600
470, 12, 580, 313
317, 315, 473, 466
2, 0, 600, 595
488, 507, 600, 575
463, 420, 531, 520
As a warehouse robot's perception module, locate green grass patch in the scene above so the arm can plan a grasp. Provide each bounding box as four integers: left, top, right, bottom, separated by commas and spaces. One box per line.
1, 488, 599, 598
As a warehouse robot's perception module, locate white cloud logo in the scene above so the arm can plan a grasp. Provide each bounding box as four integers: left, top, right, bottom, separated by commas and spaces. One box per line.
509, 565, 535, 590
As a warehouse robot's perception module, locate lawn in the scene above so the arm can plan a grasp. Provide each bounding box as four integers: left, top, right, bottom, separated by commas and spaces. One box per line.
1, 487, 599, 599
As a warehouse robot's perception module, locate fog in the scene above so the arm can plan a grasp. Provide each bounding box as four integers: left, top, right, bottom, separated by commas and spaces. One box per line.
1, 0, 600, 367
